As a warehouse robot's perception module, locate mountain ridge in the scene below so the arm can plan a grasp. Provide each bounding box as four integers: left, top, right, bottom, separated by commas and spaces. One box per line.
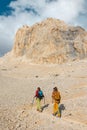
11, 18, 87, 64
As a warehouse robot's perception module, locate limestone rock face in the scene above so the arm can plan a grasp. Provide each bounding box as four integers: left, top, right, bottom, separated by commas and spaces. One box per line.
13, 18, 87, 63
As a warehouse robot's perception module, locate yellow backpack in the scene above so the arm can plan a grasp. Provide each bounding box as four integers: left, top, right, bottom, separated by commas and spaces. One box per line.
52, 91, 61, 103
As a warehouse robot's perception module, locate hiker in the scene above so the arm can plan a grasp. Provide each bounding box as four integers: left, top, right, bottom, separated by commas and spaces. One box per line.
34, 87, 44, 112
52, 87, 61, 117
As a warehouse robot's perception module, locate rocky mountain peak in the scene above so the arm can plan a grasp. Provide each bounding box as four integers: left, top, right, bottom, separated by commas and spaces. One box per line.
12, 18, 87, 64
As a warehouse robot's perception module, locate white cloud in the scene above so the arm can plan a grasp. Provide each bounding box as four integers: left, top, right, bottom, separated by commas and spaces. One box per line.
0, 0, 86, 56
43, 0, 85, 23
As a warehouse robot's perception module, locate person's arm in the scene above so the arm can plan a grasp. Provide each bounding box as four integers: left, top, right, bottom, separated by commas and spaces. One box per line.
34, 90, 38, 98
52, 92, 54, 103
52, 98, 54, 103
59, 93, 61, 102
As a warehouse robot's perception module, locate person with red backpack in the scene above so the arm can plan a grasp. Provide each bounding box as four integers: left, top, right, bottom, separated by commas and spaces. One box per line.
34, 87, 44, 112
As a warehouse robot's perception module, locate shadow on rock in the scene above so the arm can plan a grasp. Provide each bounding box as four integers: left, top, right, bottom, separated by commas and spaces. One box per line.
59, 104, 65, 117
41, 104, 49, 111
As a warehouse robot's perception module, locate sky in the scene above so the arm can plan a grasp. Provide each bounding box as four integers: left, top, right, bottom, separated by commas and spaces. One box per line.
0, 0, 87, 57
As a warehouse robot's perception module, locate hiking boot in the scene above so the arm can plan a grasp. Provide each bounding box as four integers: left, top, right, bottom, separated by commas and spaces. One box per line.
39, 109, 43, 112
52, 113, 56, 116
52, 111, 58, 116
37, 109, 42, 112
56, 114, 61, 118
37, 109, 39, 111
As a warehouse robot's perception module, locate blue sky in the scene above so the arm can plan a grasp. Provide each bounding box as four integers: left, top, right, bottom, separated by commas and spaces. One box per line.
0, 0, 15, 16
0, 0, 87, 57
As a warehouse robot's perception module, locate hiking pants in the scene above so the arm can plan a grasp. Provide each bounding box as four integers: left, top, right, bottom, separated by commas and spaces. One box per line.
53, 101, 60, 117
36, 98, 41, 111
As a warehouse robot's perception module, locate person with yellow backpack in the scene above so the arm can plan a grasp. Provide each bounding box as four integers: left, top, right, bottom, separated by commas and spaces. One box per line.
52, 87, 61, 117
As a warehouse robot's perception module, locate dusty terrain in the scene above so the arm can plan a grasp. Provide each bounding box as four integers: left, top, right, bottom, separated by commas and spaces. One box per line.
0, 57, 87, 130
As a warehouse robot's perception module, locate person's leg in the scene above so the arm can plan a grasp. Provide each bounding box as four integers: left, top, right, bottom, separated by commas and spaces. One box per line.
36, 98, 41, 111
53, 102, 58, 115
57, 104, 61, 117
53, 102, 61, 117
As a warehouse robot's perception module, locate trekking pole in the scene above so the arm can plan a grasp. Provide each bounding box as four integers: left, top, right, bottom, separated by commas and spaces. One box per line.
31, 97, 35, 106
43, 96, 45, 105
